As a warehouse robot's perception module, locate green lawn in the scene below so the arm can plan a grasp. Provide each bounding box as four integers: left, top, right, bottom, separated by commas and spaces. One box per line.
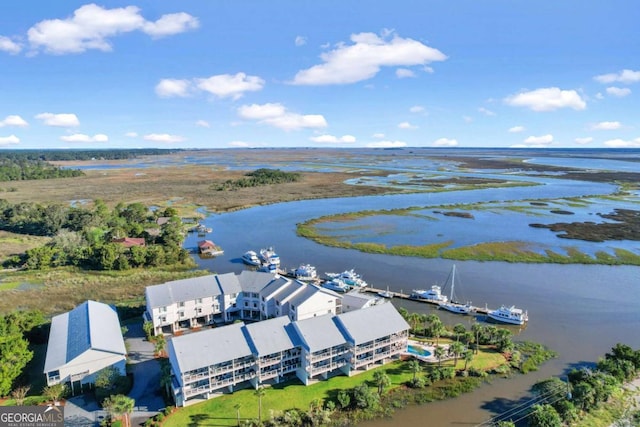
163, 345, 507, 427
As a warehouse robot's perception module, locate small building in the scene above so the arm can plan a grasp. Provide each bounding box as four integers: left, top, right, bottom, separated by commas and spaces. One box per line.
341, 291, 385, 313
112, 237, 146, 248
198, 240, 223, 255
43, 301, 126, 394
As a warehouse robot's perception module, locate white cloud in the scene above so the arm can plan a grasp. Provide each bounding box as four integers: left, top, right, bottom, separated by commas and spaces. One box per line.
508, 126, 525, 133
398, 121, 417, 130
478, 107, 496, 116
125, 131, 138, 138
155, 79, 191, 97
196, 73, 265, 100
294, 36, 306, 47
0, 135, 20, 145
603, 138, 640, 148
432, 137, 458, 147
228, 141, 252, 147
372, 133, 385, 139
60, 133, 108, 142
409, 105, 425, 114
35, 112, 79, 127
143, 133, 185, 143
310, 134, 356, 143
195, 120, 210, 128
0, 115, 28, 127
142, 12, 199, 38
524, 134, 554, 145
574, 137, 593, 145
595, 92, 604, 100
366, 140, 407, 148
0, 36, 22, 54
237, 102, 327, 131
594, 69, 640, 84
591, 121, 622, 130
504, 87, 586, 111
291, 30, 446, 85
27, 4, 198, 55
396, 68, 416, 78
605, 87, 631, 97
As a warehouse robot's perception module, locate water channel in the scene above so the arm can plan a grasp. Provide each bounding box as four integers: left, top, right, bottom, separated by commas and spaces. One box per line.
183, 166, 640, 425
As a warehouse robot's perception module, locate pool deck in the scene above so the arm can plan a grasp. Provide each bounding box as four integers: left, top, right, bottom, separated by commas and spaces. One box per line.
405, 340, 452, 363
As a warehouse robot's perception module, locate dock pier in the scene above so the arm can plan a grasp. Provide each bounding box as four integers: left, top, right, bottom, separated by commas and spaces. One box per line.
363, 287, 490, 315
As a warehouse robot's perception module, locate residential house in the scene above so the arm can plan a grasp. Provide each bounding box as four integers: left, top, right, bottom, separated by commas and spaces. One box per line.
43, 301, 126, 394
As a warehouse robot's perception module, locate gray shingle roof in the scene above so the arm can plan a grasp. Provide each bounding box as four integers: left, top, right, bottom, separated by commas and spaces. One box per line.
259, 276, 293, 299
169, 323, 252, 373
146, 275, 219, 308
243, 317, 296, 356
335, 303, 409, 344
216, 272, 242, 295
237, 270, 277, 293
44, 300, 126, 372
293, 314, 348, 352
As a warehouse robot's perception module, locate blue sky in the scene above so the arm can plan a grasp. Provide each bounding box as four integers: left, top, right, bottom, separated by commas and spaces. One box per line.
1, 1, 639, 149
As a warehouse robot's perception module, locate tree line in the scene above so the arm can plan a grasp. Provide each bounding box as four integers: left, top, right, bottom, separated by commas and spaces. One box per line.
0, 148, 180, 162
0, 158, 84, 182
214, 168, 302, 191
0, 199, 191, 270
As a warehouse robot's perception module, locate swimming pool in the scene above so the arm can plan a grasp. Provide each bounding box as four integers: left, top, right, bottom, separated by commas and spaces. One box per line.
407, 344, 432, 357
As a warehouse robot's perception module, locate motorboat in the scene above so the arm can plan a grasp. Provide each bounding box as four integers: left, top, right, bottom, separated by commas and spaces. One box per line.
293, 264, 318, 281
259, 247, 281, 266
377, 286, 394, 299
321, 278, 350, 293
487, 305, 529, 325
411, 285, 448, 303
258, 263, 279, 274
438, 265, 474, 315
325, 269, 368, 288
241, 250, 261, 266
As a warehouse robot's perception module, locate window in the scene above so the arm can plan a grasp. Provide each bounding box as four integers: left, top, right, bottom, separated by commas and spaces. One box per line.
196, 308, 202, 314
244, 302, 248, 307
178, 301, 185, 307
159, 315, 167, 323
179, 311, 185, 318
160, 306, 167, 313
196, 298, 203, 304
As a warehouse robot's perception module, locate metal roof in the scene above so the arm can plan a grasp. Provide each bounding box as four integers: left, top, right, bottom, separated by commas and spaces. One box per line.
293, 314, 348, 352
169, 322, 252, 373
335, 303, 409, 345
44, 300, 126, 372
237, 270, 278, 293
215, 272, 242, 295
243, 317, 296, 356
146, 275, 220, 308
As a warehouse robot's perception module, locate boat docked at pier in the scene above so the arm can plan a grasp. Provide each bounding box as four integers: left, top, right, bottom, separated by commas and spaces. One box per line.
325, 269, 368, 288
438, 265, 474, 315
322, 278, 350, 293
259, 247, 281, 266
241, 250, 261, 266
292, 264, 318, 281
411, 285, 448, 303
487, 305, 528, 325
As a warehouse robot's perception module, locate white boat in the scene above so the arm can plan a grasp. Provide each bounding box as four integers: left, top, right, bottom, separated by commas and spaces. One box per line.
259, 247, 281, 266
241, 250, 261, 266
325, 269, 368, 288
487, 305, 528, 325
258, 263, 279, 273
293, 264, 318, 281
322, 278, 350, 293
378, 286, 394, 299
411, 285, 448, 303
438, 265, 474, 315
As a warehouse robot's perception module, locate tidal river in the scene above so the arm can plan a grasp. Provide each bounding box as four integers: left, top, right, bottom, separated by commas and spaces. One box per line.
187, 177, 640, 426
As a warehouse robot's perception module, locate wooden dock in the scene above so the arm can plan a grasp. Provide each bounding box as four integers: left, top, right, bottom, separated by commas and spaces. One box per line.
364, 287, 490, 315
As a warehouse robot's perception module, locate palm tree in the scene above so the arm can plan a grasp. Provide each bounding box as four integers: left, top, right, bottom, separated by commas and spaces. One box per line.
254, 386, 266, 422
417, 313, 428, 336
234, 403, 241, 427
103, 394, 135, 427
450, 341, 465, 367
471, 322, 484, 354
431, 319, 444, 346
434, 346, 446, 368
407, 312, 422, 334
453, 323, 467, 342
42, 383, 67, 404
372, 371, 390, 396
408, 359, 422, 383
463, 350, 474, 371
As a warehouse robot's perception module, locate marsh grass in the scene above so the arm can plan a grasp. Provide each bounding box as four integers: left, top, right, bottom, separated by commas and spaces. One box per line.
0, 266, 206, 316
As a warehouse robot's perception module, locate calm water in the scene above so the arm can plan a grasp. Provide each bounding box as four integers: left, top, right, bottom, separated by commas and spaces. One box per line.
186, 169, 640, 425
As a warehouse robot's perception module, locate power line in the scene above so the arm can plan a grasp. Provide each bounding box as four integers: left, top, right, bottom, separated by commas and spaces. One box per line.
474, 386, 568, 426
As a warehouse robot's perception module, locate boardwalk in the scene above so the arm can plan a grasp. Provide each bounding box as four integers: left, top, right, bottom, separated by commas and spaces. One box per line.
364, 287, 490, 315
